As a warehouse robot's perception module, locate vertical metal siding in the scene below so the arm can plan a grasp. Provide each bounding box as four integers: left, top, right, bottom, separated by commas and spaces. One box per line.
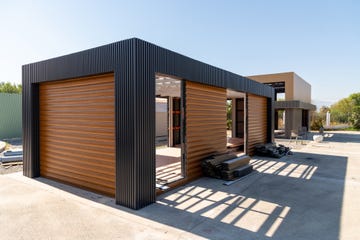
268, 97, 274, 142
151, 41, 273, 98
133, 40, 156, 208
22, 76, 40, 178
114, 41, 136, 208
244, 94, 249, 154
185, 81, 227, 180
23, 38, 273, 210
0, 93, 22, 139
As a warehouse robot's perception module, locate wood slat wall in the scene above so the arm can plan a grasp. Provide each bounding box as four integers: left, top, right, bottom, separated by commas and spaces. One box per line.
247, 94, 268, 155
185, 81, 227, 180
39, 74, 115, 196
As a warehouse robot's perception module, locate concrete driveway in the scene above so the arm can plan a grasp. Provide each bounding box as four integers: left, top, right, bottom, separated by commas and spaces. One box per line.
1, 131, 359, 239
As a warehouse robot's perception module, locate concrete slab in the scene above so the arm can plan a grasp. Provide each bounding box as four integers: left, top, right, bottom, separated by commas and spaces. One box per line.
0, 131, 359, 239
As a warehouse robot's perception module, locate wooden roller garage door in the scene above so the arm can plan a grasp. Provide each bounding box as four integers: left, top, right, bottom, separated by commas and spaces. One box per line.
39, 74, 115, 196
248, 94, 268, 155
185, 81, 227, 180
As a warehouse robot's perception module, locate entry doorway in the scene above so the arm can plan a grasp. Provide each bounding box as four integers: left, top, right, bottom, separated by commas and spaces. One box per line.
302, 109, 309, 130
155, 75, 184, 187
274, 110, 285, 138
227, 89, 246, 154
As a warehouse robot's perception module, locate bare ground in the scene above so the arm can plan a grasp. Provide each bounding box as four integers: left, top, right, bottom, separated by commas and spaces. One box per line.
0, 162, 23, 175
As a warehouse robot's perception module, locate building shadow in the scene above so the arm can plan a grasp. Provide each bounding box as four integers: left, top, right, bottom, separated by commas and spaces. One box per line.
34, 151, 347, 240
321, 132, 360, 143
277, 131, 360, 145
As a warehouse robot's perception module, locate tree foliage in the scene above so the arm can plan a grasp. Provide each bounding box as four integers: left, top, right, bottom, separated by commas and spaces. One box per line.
330, 92, 360, 129
310, 112, 324, 130
226, 100, 232, 130
310, 106, 329, 130
349, 93, 360, 129
0, 82, 22, 94
330, 98, 352, 123
318, 105, 330, 120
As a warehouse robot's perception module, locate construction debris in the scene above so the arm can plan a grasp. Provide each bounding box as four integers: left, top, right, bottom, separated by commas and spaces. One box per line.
0, 149, 23, 163
255, 143, 292, 158
0, 141, 6, 152
202, 154, 253, 181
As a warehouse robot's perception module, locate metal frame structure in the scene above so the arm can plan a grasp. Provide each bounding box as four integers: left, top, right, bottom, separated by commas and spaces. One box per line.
23, 38, 274, 209
247, 72, 316, 138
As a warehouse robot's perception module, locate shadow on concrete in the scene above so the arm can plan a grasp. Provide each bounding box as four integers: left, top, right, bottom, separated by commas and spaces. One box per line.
321, 132, 360, 143
278, 131, 360, 144
34, 149, 348, 240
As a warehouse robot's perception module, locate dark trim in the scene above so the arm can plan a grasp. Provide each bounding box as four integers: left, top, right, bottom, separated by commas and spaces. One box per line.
22, 83, 40, 178
181, 80, 187, 178
275, 100, 316, 110
32, 84, 40, 177
23, 38, 274, 209
267, 97, 274, 142
245, 94, 249, 155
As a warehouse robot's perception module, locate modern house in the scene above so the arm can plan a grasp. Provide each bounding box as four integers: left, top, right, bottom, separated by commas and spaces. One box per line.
247, 72, 316, 138
22, 38, 274, 209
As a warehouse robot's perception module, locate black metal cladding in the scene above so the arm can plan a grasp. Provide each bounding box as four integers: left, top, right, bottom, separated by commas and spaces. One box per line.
23, 38, 274, 210
267, 97, 275, 143
274, 100, 316, 110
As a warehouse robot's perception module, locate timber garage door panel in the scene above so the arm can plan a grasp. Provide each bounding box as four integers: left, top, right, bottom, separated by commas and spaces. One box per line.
39, 74, 115, 196
248, 94, 268, 155
185, 81, 227, 180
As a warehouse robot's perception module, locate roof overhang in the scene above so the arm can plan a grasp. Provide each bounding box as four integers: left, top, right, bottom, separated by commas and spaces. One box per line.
274, 100, 316, 110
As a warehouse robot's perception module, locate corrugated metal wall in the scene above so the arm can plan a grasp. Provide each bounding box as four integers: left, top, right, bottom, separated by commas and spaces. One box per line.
39, 74, 115, 196
22, 39, 152, 209
185, 81, 227, 180
0, 93, 22, 139
274, 100, 316, 110
23, 38, 274, 209
247, 94, 268, 155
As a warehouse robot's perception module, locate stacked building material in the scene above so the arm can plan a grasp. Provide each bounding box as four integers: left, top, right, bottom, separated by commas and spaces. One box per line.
0, 149, 23, 163
255, 143, 292, 158
202, 154, 253, 181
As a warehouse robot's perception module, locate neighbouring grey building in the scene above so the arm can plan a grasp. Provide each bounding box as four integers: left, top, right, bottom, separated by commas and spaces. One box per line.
248, 72, 316, 138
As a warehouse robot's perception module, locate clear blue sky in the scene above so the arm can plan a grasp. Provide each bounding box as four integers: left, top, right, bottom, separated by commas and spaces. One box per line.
1, 0, 359, 106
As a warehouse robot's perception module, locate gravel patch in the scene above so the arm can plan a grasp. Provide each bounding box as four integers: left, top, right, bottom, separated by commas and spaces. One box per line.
0, 162, 23, 175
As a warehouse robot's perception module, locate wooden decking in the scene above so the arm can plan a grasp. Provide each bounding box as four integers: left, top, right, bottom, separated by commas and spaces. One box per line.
156, 147, 182, 184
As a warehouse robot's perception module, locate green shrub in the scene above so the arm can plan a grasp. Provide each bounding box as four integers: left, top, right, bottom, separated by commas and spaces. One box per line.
350, 108, 360, 129
311, 114, 324, 131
